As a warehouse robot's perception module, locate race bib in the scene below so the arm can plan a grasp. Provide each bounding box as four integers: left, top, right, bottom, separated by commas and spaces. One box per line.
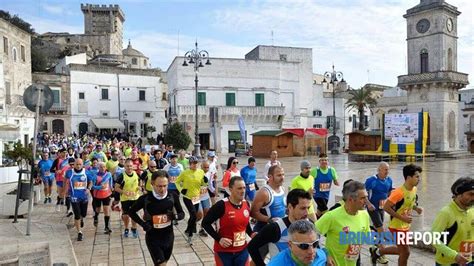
125, 191, 136, 197
345, 244, 361, 261
233, 231, 246, 247
200, 187, 208, 195
319, 183, 331, 192
74, 181, 86, 190
248, 183, 255, 191
191, 196, 200, 205
102, 183, 109, 190
152, 214, 171, 229
379, 199, 386, 209
459, 240, 473, 258
44, 171, 51, 176
169, 176, 177, 183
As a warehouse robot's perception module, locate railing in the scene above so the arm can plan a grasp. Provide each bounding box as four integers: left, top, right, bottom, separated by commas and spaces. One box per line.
49, 105, 67, 112
176, 105, 285, 117
462, 102, 474, 111
464, 124, 474, 134
398, 71, 469, 86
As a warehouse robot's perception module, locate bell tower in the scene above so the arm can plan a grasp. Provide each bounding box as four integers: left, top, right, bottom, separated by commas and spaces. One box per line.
398, 0, 469, 152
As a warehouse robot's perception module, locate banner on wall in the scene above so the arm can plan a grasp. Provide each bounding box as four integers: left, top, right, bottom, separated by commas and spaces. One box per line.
384, 113, 419, 144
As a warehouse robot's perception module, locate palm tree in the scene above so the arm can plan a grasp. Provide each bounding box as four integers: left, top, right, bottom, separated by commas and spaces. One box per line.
345, 87, 378, 131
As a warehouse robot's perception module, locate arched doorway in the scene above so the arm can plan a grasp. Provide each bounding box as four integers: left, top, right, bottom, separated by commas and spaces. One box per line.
448, 111, 455, 148
79, 122, 88, 136
52, 119, 64, 134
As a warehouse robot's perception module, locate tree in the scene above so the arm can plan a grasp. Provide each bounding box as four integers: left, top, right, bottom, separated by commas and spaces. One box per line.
3, 141, 33, 167
164, 123, 192, 151
345, 87, 377, 131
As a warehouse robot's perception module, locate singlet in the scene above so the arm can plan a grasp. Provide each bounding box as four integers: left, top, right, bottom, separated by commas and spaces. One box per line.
163, 163, 183, 190
119, 172, 140, 201
38, 159, 54, 178
260, 185, 286, 219
55, 158, 69, 182
312, 167, 337, 200
431, 200, 474, 265
92, 171, 113, 199
67, 169, 89, 202
214, 198, 251, 253
290, 174, 315, 214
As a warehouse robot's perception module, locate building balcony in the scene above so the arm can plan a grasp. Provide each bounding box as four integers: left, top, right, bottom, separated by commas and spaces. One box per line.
47, 105, 68, 114
462, 102, 474, 111
464, 124, 474, 135
174, 105, 285, 124
398, 71, 469, 89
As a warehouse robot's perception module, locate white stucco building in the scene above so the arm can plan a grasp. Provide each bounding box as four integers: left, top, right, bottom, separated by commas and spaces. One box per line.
67, 63, 166, 137
167, 45, 347, 153
459, 87, 474, 152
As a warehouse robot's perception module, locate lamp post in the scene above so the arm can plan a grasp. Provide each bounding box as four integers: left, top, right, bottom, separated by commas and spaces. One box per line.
122, 109, 128, 135
323, 65, 344, 154
182, 41, 211, 158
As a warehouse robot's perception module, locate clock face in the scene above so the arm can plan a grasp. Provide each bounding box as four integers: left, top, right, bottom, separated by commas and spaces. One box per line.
446, 18, 453, 32
416, 19, 430, 34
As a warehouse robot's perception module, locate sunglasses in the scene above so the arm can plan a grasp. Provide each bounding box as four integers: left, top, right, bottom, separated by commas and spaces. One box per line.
291, 240, 319, 250
149, 166, 157, 169
232, 161, 239, 164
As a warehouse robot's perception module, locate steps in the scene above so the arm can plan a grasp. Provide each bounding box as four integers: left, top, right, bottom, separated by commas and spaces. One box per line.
433, 150, 474, 159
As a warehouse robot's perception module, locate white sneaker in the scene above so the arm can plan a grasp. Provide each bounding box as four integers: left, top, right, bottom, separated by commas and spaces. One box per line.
55, 205, 61, 212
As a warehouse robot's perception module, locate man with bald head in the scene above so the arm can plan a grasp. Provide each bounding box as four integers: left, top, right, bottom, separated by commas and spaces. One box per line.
364, 162, 393, 264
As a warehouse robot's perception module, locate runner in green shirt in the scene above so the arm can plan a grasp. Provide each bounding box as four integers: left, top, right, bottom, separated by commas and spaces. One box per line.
177, 150, 190, 170
431, 177, 473, 266
315, 180, 370, 266
290, 160, 316, 222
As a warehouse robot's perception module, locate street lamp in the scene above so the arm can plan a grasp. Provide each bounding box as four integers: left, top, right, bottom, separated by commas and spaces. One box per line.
322, 65, 345, 154
122, 109, 128, 135
182, 41, 211, 158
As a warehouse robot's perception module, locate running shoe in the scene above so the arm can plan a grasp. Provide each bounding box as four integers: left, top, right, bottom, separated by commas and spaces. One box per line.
104, 227, 112, 234
44, 198, 48, 204
48, 197, 52, 203
186, 234, 193, 245
131, 229, 138, 238
198, 228, 208, 237
77, 232, 83, 241
124, 229, 129, 238
93, 217, 98, 227
67, 211, 73, 217
369, 246, 380, 264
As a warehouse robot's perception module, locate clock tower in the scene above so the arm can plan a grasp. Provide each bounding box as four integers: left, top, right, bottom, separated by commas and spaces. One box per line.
398, 0, 469, 152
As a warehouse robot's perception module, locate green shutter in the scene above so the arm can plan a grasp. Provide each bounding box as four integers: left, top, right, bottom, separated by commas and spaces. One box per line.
255, 93, 264, 106
198, 92, 206, 106
52, 90, 60, 104
226, 93, 235, 106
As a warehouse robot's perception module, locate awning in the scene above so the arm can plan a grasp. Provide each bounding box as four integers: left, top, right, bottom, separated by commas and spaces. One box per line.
306, 128, 328, 136
91, 119, 125, 129
283, 128, 305, 137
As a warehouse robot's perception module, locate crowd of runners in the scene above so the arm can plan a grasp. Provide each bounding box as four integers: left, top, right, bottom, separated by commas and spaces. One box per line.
35, 134, 473, 266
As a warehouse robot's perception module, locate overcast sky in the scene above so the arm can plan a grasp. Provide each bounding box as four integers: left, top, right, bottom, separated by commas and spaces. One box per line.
3, 0, 473, 89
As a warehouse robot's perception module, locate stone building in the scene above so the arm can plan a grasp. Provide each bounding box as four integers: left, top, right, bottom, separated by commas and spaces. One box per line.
167, 45, 347, 154
35, 4, 125, 62
122, 41, 149, 69
459, 87, 474, 152
398, 0, 469, 152
0, 17, 34, 145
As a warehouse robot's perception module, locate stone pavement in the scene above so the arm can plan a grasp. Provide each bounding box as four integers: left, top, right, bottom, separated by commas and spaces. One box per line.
3, 154, 473, 265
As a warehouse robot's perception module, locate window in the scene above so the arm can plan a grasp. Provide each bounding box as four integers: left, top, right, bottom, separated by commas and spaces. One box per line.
20, 45, 25, 62
43, 122, 48, 131
144, 59, 147, 66
280, 54, 287, 61
3, 37, 8, 55
226, 93, 235, 106
52, 89, 60, 106
313, 110, 322, 117
132, 58, 137, 65
198, 92, 206, 106
139, 90, 146, 101
313, 124, 322, 128
101, 88, 109, 100
364, 115, 369, 127
145, 112, 151, 118
420, 49, 429, 73
12, 47, 17, 62
352, 114, 357, 129
101, 111, 109, 117
79, 92, 85, 100
255, 93, 265, 106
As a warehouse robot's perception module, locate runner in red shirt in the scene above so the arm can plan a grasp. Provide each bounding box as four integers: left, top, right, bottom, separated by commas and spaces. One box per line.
202, 175, 254, 266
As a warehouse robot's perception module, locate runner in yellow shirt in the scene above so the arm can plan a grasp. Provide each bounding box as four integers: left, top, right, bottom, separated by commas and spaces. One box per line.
176, 156, 208, 245
290, 160, 317, 222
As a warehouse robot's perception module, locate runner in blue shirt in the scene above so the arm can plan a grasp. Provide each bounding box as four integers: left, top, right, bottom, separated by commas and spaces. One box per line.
240, 157, 258, 201
268, 220, 327, 266
38, 151, 54, 204
310, 153, 339, 218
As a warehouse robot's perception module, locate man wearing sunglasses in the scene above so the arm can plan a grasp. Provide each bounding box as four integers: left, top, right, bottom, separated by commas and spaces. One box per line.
268, 219, 327, 266
248, 189, 312, 266
140, 160, 158, 194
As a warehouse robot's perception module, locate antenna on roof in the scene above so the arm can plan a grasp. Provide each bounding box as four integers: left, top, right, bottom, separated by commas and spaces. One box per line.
367, 69, 370, 83
271, 30, 274, 46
